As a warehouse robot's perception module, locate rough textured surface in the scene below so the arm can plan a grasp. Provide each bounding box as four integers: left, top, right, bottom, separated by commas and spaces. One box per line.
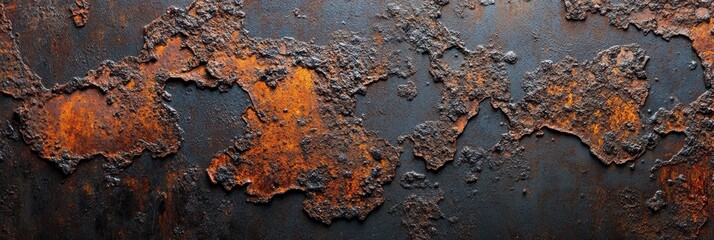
204, 46, 400, 223
391, 172, 446, 240
6, 0, 403, 224
386, 1, 510, 169
648, 90, 714, 238
563, 0, 714, 86
0, 0, 713, 239
18, 52, 185, 174
391, 193, 445, 240
397, 80, 418, 101
0, 3, 42, 99
69, 0, 89, 27
558, 1, 714, 237
506, 45, 651, 164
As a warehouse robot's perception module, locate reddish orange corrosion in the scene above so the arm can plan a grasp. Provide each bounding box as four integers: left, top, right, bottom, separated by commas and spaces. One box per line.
208, 64, 326, 197
5, 0, 399, 224
17, 37, 196, 172
691, 20, 714, 83
69, 0, 89, 27
658, 161, 712, 229
565, 0, 714, 85
2, 0, 712, 234
205, 47, 398, 223
24, 78, 177, 160
652, 90, 714, 236
507, 45, 649, 164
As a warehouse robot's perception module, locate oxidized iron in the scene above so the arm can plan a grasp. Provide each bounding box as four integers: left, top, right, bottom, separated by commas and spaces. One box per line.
1, 0, 713, 239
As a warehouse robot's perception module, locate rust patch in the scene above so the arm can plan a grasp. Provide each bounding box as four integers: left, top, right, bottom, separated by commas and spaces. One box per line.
1, 0, 713, 236
563, 0, 714, 86
16, 40, 190, 173
15, 26, 204, 173
388, 1, 511, 169
3, 0, 406, 224
143, 0, 403, 224
391, 171, 446, 240
205, 53, 399, 223
69, 0, 89, 27
408, 46, 511, 169
650, 90, 714, 237
397, 80, 418, 101
656, 161, 712, 238
506, 45, 651, 164
457, 140, 531, 183
391, 193, 445, 240
609, 161, 712, 239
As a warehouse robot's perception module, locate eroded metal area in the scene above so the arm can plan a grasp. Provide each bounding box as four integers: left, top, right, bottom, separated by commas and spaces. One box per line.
564, 0, 714, 87
391, 172, 446, 240
1, 0, 714, 239
0, 4, 42, 99
506, 44, 651, 164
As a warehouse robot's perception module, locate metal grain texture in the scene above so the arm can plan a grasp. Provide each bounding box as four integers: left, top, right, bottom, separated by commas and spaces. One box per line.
0, 0, 712, 239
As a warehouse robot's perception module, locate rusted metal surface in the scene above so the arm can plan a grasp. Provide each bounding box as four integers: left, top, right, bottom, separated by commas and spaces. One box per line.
565, 0, 714, 86
506, 44, 651, 164
69, 0, 88, 27
0, 4, 41, 99
1, 0, 714, 239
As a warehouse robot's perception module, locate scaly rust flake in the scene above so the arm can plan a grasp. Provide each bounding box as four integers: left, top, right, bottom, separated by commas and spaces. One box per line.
506, 45, 650, 164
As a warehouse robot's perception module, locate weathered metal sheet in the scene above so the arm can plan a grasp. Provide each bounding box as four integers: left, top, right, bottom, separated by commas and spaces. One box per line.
0, 0, 713, 239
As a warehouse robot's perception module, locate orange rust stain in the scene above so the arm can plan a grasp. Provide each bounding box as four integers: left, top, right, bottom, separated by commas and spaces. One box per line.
19, 38, 192, 168
209, 66, 324, 197
605, 95, 639, 135
29, 77, 177, 161
507, 45, 648, 164
373, 32, 384, 45
651, 89, 714, 235
547, 82, 642, 163
447, 61, 504, 134
142, 37, 196, 75
658, 160, 713, 226
691, 20, 714, 81
519, 75, 643, 162
206, 52, 397, 223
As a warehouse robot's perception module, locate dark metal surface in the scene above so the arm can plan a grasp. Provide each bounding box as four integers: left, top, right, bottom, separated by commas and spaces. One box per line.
0, 0, 712, 239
